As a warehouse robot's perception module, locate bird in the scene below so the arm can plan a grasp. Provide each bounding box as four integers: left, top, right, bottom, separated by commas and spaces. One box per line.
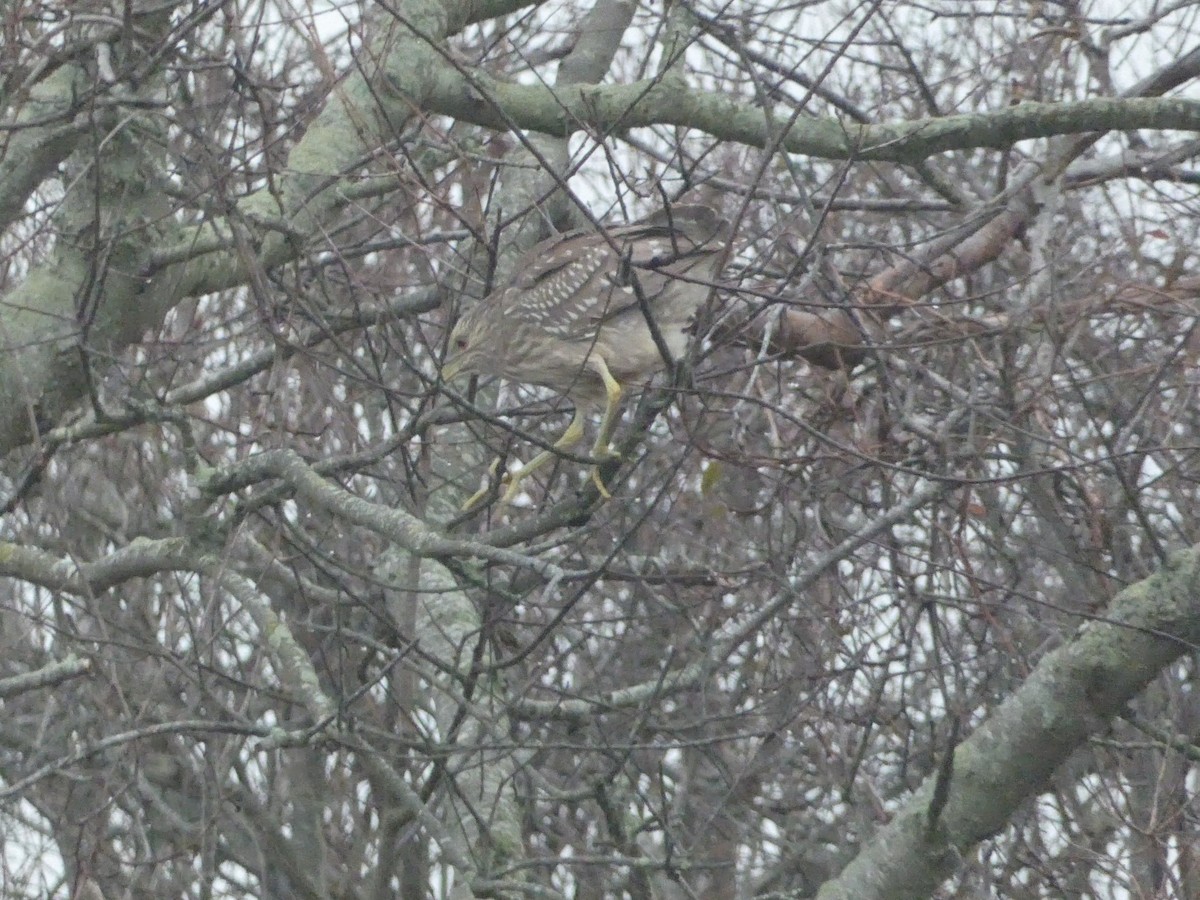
442, 204, 728, 506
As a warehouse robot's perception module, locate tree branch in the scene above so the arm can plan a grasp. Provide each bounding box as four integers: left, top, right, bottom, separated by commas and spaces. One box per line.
815, 544, 1200, 900
413, 63, 1200, 163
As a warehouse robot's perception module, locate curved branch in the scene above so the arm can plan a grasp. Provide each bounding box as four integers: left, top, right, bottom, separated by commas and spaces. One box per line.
201, 450, 567, 581
0, 655, 91, 700
815, 544, 1200, 900
0, 0, 541, 457
414, 63, 1200, 163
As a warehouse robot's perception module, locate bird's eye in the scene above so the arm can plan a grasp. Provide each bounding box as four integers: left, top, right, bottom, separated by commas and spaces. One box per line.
455, 337, 468, 350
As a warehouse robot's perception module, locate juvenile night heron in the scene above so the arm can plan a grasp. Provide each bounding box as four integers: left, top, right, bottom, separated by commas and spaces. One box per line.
443, 204, 727, 505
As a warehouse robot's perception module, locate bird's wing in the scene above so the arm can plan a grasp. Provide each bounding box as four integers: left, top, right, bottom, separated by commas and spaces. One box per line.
506, 206, 726, 340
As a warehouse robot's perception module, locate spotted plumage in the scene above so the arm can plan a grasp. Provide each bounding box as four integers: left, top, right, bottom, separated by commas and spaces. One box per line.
443, 204, 727, 504
445, 205, 725, 401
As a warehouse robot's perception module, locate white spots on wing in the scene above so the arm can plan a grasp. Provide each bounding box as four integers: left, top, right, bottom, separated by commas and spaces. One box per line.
507, 236, 659, 335
639, 238, 681, 266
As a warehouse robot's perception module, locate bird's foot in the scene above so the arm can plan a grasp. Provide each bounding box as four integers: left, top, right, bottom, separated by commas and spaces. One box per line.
585, 438, 621, 498
499, 470, 528, 505
588, 466, 613, 499
461, 458, 502, 511
589, 442, 621, 462
465, 447, 620, 507
496, 457, 545, 505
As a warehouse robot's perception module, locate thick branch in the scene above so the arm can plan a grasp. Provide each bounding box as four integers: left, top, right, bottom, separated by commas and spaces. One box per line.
0, 0, 539, 458
201, 450, 566, 581
0, 67, 87, 234
816, 544, 1200, 900
412, 64, 1200, 163
0, 655, 91, 700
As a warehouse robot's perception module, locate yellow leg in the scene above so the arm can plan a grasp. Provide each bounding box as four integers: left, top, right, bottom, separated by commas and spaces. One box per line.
500, 407, 585, 504
589, 467, 613, 499
461, 457, 502, 511
583, 357, 624, 499
590, 356, 624, 459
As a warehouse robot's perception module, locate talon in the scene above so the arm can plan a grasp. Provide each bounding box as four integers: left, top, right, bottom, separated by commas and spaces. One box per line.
590, 442, 621, 462
461, 458, 502, 511
589, 466, 613, 499
461, 487, 489, 511
500, 470, 524, 505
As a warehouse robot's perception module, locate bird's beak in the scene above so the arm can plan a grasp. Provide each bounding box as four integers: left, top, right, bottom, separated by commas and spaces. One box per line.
441, 356, 466, 382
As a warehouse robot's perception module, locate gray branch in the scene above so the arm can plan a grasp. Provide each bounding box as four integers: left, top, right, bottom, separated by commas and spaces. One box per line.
815, 544, 1200, 900
408, 63, 1200, 164
0, 655, 91, 700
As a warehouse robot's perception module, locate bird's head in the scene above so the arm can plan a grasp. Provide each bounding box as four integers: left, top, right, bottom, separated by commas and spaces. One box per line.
442, 307, 491, 383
